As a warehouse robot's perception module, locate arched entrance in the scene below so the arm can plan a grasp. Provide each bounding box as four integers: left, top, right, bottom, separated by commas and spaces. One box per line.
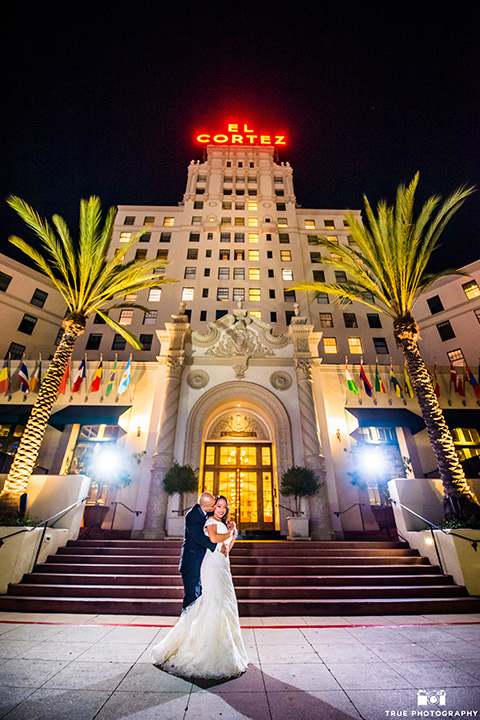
183, 381, 293, 534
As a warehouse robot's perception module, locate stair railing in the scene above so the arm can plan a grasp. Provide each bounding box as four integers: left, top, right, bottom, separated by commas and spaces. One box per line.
110, 501, 142, 529
0, 496, 89, 571
333, 503, 366, 531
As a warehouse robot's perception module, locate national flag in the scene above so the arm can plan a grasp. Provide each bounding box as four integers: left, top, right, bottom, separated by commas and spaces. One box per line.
118, 356, 132, 395
389, 362, 403, 398
90, 357, 103, 392
72, 357, 86, 393
18, 361, 29, 393
432, 362, 441, 398
375, 363, 386, 393
58, 362, 70, 395
30, 355, 42, 392
105, 355, 117, 396
465, 362, 480, 400
404, 363, 414, 399
359, 363, 373, 397
0, 357, 10, 394
450, 364, 466, 397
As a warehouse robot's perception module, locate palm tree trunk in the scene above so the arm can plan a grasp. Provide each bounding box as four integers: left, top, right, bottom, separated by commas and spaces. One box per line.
400, 335, 480, 521
0, 316, 85, 517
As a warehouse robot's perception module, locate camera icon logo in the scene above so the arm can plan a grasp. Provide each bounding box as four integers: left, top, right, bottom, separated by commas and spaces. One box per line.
417, 690, 446, 706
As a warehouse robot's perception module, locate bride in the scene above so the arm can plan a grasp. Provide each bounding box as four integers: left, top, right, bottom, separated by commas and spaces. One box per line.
151, 495, 249, 679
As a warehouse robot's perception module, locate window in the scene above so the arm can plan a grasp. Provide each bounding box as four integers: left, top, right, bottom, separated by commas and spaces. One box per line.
234, 233, 245, 243
323, 338, 338, 354
191, 216, 202, 225
305, 220, 316, 229
124, 216, 135, 225
278, 233, 290, 243
235, 202, 245, 210
447, 348, 464, 363
206, 249, 212, 257
319, 313, 333, 327
427, 295, 444, 314
373, 337, 389, 354
193, 201, 204, 209
222, 202, 232, 210
200, 311, 207, 322
119, 309, 134, 325
216, 309, 228, 320
143, 216, 155, 227
275, 189, 284, 196
316, 293, 329, 304
204, 268, 211, 277
163, 217, 175, 226
285, 310, 295, 325
269, 289, 275, 299
276, 203, 286, 211
280, 250, 291, 261
284, 290, 296, 303
313, 270, 325, 282
249, 268, 260, 280
307, 235, 320, 245
324, 220, 335, 228
247, 176, 256, 183
202, 288, 209, 298
187, 248, 198, 260
119, 232, 131, 242
223, 175, 233, 183
310, 252, 322, 263
7, 341, 26, 359
268, 269, 274, 278
148, 288, 162, 302
86, 333, 102, 350
140, 334, 153, 351
270, 312, 277, 322
267, 250, 273, 259
18, 314, 37, 335
462, 280, 480, 300
249, 250, 260, 261
266, 233, 272, 241
135, 249, 147, 260
343, 313, 357, 328
220, 232, 231, 242
367, 313, 382, 328
218, 268, 230, 279
274, 176, 283, 183
189, 233, 200, 242
436, 320, 456, 341
233, 268, 245, 280
248, 201, 257, 211
182, 288, 194, 302
221, 217, 231, 225
195, 188, 205, 194
143, 310, 158, 325
139, 231, 151, 242
197, 175, 207, 183
235, 217, 244, 226
281, 268, 293, 281
207, 232, 213, 239
184, 267, 197, 279
156, 249, 168, 260
233, 288, 245, 302
234, 249, 245, 261
249, 288, 261, 302
248, 217, 258, 227
248, 233, 259, 243
249, 310, 262, 319
93, 313, 106, 324
160, 232, 171, 242
219, 249, 230, 260
112, 334, 126, 350
30, 289, 48, 308
217, 288, 229, 301
348, 337, 363, 354
475, 308, 480, 325
335, 271, 347, 283
278, 218, 288, 227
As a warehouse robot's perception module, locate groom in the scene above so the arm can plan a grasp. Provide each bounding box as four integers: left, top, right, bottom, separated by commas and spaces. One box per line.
179, 492, 225, 609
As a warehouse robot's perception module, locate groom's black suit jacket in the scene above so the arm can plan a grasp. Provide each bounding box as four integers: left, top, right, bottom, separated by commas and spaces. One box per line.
179, 503, 216, 578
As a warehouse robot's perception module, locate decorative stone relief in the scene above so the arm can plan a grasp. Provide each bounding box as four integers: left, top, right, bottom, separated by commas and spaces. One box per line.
208, 411, 269, 441
192, 304, 289, 351
270, 371, 293, 391
186, 370, 210, 389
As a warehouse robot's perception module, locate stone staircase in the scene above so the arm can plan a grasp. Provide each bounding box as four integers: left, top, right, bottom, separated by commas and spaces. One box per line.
1, 539, 479, 616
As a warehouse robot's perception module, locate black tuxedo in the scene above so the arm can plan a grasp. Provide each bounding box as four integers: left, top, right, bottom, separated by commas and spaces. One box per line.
179, 503, 216, 609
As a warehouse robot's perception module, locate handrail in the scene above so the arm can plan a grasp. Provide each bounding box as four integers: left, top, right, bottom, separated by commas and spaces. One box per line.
334, 503, 366, 531
278, 503, 304, 516
110, 501, 142, 529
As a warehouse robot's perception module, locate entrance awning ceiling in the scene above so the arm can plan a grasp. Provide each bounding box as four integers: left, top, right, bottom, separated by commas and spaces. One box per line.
442, 409, 480, 432
48, 404, 132, 430
0, 404, 33, 425
346, 407, 426, 435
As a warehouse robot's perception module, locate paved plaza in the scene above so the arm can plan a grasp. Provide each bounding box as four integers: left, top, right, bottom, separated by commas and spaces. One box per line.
0, 612, 479, 720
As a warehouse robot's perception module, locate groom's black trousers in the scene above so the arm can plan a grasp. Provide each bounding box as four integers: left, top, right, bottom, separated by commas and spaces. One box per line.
181, 571, 202, 609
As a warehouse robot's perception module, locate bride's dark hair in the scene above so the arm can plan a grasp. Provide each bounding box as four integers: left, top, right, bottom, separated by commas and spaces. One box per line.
215, 495, 230, 524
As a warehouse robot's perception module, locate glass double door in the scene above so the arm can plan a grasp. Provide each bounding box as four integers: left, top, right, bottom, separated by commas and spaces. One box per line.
202, 443, 275, 530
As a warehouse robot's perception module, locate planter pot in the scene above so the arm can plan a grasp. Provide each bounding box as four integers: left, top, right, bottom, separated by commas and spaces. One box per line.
286, 516, 310, 540
167, 515, 185, 538
370, 505, 397, 539
0, 526, 69, 594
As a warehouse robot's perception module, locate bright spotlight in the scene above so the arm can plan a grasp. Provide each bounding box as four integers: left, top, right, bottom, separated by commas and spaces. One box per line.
91, 445, 122, 478
357, 445, 386, 475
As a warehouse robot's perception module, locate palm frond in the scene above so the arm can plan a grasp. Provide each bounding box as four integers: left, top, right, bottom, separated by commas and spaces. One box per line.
8, 236, 73, 307
98, 311, 143, 350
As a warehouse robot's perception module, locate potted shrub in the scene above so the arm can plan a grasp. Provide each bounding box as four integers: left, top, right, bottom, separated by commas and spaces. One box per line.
163, 462, 198, 537
280, 466, 321, 539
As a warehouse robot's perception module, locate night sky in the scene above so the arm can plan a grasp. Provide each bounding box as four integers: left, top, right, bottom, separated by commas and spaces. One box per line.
2, 1, 479, 272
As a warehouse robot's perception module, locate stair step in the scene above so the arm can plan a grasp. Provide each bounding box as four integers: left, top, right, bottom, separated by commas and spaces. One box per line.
46, 554, 430, 566
59, 546, 418, 557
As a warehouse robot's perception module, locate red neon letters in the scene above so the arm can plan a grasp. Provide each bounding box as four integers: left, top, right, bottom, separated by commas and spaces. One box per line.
196, 123, 286, 146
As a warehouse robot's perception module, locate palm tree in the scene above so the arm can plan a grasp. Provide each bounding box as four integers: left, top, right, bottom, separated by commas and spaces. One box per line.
296, 173, 480, 522
0, 195, 175, 517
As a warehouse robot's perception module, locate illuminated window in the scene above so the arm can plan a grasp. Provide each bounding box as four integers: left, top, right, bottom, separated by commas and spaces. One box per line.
217, 287, 229, 301
305, 220, 316, 229
327, 236, 338, 244
219, 249, 230, 260
234, 250, 245, 261
233, 288, 245, 302
249, 268, 260, 280
447, 348, 464, 362
343, 313, 357, 328
284, 289, 296, 303
218, 267, 230, 279
221, 217, 231, 225
436, 320, 455, 341
280, 250, 291, 261
348, 337, 363, 354
143, 310, 157, 325
191, 216, 202, 225
163, 217, 175, 226
248, 233, 259, 243
319, 313, 333, 327
182, 288, 194, 301
184, 267, 197, 279
249, 310, 262, 319
148, 289, 162, 302
278, 218, 288, 227
249, 288, 261, 302
248, 217, 258, 227
235, 217, 244, 226
324, 337, 338, 354
282, 268, 293, 281
124, 216, 135, 225
249, 250, 260, 261
233, 267, 245, 279
144, 216, 155, 226
462, 280, 480, 300
119, 232, 131, 242
248, 201, 257, 210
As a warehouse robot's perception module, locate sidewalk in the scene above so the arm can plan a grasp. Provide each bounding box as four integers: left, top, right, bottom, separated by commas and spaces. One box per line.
0, 611, 479, 719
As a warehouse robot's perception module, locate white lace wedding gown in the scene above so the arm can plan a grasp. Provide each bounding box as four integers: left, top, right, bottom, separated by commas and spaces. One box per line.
151, 518, 248, 679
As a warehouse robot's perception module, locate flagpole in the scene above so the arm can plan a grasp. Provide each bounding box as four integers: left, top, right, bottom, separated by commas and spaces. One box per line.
344, 357, 347, 406
99, 353, 104, 402
84, 352, 88, 403
129, 354, 134, 405
388, 356, 393, 405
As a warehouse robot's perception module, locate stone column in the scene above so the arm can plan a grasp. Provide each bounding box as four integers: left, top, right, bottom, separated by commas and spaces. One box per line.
289, 310, 333, 540
143, 309, 189, 538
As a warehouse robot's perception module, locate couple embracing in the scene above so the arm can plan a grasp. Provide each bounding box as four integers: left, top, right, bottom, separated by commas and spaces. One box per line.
151, 492, 249, 679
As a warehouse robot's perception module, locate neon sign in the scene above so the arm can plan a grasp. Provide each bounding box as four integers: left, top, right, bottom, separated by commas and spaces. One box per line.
196, 123, 286, 146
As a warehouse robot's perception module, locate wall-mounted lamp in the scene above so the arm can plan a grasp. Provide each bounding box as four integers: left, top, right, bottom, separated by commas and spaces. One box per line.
336, 428, 342, 442
137, 426, 142, 437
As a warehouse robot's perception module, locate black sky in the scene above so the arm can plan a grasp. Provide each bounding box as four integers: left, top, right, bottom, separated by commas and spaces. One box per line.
2, 1, 480, 271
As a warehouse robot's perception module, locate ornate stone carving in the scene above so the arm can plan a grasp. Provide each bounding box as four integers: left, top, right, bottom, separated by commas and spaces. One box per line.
208, 411, 269, 440
192, 306, 289, 351
270, 371, 293, 391
232, 363, 248, 379
186, 370, 210, 389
